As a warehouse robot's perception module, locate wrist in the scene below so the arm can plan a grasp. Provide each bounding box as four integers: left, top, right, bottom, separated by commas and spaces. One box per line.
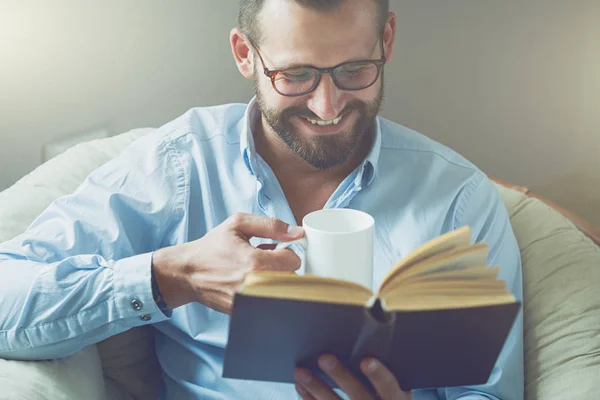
151, 264, 172, 316
152, 246, 193, 309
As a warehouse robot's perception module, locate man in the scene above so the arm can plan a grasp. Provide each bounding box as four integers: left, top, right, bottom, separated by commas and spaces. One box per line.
0, 0, 523, 399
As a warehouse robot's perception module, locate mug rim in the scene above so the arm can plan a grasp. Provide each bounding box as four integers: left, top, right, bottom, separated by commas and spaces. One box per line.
302, 208, 374, 234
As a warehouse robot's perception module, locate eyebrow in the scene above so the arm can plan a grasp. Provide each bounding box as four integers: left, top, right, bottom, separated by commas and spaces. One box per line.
271, 41, 381, 71
275, 57, 369, 71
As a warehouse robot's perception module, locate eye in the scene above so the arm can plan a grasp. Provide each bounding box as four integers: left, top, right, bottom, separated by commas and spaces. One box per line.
279, 68, 315, 82
338, 63, 370, 75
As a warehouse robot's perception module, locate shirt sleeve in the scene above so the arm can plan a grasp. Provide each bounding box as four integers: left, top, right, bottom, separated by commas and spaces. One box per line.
0, 130, 187, 361
414, 173, 523, 400
447, 173, 524, 400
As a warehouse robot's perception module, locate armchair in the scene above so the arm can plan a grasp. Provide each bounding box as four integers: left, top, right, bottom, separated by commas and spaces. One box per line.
0, 128, 598, 399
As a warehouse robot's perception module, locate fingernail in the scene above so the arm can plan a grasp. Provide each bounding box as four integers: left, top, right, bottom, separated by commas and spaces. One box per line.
366, 359, 379, 373
287, 225, 304, 237
294, 369, 312, 383
319, 355, 337, 371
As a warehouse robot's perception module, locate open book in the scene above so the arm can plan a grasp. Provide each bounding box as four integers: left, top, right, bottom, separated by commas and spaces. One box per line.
222, 226, 520, 392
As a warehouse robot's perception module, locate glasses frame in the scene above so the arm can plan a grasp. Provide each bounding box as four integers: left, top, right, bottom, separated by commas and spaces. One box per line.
248, 37, 387, 97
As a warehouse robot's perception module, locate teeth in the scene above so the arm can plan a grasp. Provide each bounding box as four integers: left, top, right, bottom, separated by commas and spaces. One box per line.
307, 116, 343, 126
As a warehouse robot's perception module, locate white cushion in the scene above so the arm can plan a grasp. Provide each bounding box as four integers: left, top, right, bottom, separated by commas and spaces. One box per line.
495, 184, 600, 399
0, 346, 107, 400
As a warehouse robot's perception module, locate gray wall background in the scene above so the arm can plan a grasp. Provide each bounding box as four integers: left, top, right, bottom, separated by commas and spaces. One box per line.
0, 0, 598, 225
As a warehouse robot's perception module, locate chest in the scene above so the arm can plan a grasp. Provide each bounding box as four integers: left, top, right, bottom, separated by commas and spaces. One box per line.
277, 177, 343, 224
285, 188, 334, 225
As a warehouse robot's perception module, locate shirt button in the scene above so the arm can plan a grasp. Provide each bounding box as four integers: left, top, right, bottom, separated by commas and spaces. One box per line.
131, 299, 143, 311
140, 315, 152, 322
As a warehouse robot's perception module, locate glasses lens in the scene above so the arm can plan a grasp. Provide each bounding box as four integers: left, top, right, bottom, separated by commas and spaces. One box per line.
333, 61, 380, 90
273, 67, 319, 96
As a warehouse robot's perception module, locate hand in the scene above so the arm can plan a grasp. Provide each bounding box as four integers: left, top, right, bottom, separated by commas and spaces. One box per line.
294, 355, 412, 400
152, 213, 304, 313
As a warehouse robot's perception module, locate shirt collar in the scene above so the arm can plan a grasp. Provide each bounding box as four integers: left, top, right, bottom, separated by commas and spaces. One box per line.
239, 97, 261, 176
240, 96, 382, 187
359, 117, 381, 187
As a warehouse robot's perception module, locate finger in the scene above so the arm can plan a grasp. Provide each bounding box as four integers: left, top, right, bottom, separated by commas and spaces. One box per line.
228, 213, 304, 241
251, 247, 301, 272
294, 368, 341, 400
318, 354, 372, 399
360, 358, 409, 400
295, 383, 317, 400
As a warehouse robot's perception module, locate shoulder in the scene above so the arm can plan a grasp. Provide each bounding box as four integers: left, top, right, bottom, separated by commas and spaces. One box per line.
157, 102, 248, 146
377, 117, 481, 177
372, 118, 514, 263
376, 117, 490, 195
114, 103, 248, 158
97, 102, 248, 192
374, 117, 501, 229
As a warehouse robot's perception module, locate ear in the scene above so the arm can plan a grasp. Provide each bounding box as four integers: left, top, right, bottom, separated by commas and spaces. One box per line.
230, 27, 254, 80
382, 12, 396, 63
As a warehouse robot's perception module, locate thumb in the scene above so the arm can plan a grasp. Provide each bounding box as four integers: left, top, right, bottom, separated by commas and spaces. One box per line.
227, 213, 304, 241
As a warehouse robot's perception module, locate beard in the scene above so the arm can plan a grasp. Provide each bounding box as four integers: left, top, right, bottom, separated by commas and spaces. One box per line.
253, 75, 384, 170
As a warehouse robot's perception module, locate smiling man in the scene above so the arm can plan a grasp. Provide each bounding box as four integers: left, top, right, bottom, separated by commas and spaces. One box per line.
0, 1, 523, 399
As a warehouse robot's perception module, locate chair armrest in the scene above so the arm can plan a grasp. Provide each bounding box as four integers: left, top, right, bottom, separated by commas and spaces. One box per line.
490, 177, 600, 247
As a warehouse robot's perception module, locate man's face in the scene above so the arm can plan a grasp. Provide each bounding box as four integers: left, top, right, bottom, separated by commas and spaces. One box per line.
253, 0, 386, 170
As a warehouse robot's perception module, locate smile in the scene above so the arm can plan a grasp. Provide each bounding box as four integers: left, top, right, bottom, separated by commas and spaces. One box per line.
304, 115, 343, 126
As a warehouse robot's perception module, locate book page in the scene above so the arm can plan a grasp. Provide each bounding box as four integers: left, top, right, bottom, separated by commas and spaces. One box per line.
384, 291, 517, 311
381, 266, 499, 294
379, 242, 488, 294
239, 271, 374, 306
394, 279, 507, 294
379, 226, 473, 289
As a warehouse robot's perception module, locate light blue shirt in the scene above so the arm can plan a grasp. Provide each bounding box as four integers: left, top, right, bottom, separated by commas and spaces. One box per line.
0, 98, 523, 400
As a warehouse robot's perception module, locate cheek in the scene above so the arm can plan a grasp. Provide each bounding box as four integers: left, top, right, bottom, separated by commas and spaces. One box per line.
268, 92, 306, 112
335, 86, 380, 110
354, 83, 381, 104
258, 78, 284, 104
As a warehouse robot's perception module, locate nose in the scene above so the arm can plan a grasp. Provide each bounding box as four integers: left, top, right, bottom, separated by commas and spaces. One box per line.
306, 74, 344, 121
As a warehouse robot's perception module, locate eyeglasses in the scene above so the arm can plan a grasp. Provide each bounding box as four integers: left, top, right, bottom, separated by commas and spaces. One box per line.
249, 39, 386, 97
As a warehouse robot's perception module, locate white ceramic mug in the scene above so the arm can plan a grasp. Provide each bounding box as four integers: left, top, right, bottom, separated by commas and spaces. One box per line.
276, 208, 375, 290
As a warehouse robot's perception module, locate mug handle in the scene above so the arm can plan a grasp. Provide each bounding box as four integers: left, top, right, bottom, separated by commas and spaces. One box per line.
275, 237, 308, 250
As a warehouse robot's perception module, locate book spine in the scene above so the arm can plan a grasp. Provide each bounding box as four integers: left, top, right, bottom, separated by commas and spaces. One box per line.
350, 298, 396, 367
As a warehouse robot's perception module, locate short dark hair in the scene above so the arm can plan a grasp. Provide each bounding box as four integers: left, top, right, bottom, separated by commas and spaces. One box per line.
238, 0, 389, 45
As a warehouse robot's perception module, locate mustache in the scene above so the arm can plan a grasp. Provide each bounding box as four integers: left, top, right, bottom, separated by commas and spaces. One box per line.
281, 100, 367, 121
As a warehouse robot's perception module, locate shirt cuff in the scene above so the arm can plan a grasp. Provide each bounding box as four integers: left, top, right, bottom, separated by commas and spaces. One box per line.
113, 252, 170, 326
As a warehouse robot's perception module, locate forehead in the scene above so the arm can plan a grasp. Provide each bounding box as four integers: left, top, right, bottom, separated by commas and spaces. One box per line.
257, 0, 380, 67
